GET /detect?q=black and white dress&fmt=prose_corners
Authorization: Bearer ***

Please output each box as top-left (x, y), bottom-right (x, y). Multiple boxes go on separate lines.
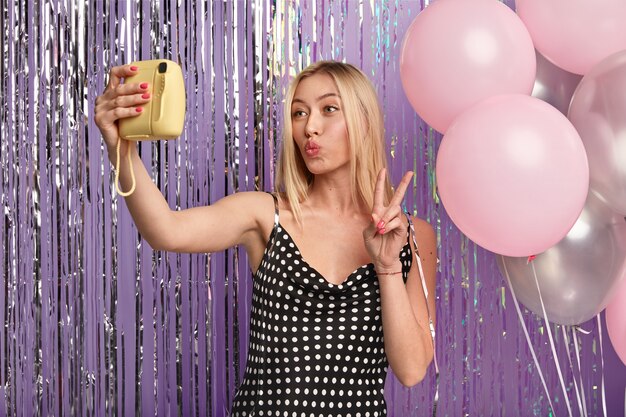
top-left (230, 194), bottom-right (413, 416)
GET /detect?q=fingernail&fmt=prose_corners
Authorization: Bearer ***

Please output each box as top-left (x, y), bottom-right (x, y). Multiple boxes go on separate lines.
top-left (378, 228), bottom-right (386, 235)
top-left (136, 107), bottom-right (143, 112)
top-left (130, 65), bottom-right (138, 71)
top-left (140, 82), bottom-right (148, 89)
top-left (376, 220), bottom-right (385, 229)
top-left (141, 93), bottom-right (150, 99)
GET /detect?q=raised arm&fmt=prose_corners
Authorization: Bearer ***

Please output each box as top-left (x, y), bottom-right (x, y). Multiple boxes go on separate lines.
top-left (94, 64), bottom-right (269, 254)
top-left (363, 169), bottom-right (437, 386)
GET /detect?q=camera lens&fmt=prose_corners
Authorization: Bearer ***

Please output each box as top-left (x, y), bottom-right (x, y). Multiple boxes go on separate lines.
top-left (158, 62), bottom-right (167, 73)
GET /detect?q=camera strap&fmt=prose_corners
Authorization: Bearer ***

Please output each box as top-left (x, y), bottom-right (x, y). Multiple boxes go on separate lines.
top-left (114, 136), bottom-right (137, 197)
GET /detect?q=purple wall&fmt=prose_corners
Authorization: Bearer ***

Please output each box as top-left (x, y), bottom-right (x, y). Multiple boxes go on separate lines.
top-left (0, 0), bottom-right (624, 416)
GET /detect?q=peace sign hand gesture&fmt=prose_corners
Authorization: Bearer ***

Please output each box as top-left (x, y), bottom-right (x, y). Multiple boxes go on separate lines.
top-left (363, 169), bottom-right (414, 273)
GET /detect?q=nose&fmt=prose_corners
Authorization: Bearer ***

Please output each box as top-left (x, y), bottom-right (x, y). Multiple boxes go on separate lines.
top-left (304, 111), bottom-right (321, 138)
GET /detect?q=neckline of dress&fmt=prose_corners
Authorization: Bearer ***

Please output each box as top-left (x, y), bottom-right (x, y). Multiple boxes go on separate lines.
top-left (275, 221), bottom-right (373, 287)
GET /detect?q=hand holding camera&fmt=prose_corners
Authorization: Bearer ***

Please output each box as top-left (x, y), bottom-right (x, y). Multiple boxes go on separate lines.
top-left (94, 60), bottom-right (186, 196)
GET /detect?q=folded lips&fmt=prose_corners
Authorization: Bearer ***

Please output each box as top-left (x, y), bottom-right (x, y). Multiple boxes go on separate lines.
top-left (305, 142), bottom-right (319, 151)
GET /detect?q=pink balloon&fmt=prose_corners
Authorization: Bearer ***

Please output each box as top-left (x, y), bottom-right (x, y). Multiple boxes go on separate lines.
top-left (400, 0), bottom-right (535, 133)
top-left (516, 0), bottom-right (626, 75)
top-left (606, 273), bottom-right (626, 367)
top-left (436, 95), bottom-right (589, 257)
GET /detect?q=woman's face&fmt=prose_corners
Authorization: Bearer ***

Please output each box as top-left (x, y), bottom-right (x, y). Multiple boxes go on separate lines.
top-left (290, 73), bottom-right (350, 176)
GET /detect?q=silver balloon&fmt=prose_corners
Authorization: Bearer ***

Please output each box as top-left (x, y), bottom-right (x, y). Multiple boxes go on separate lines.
top-left (569, 50), bottom-right (626, 215)
top-left (531, 50), bottom-right (582, 115)
top-left (496, 190), bottom-right (626, 325)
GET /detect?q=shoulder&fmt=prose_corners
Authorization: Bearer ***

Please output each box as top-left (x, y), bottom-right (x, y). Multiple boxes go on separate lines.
top-left (411, 217), bottom-right (435, 238)
top-left (221, 191), bottom-right (278, 249)
top-left (217, 190), bottom-right (275, 208)
top-left (410, 217), bottom-right (437, 254)
top-left (213, 191), bottom-right (276, 223)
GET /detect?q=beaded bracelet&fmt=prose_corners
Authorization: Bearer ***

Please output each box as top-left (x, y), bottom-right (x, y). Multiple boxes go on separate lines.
top-left (377, 271), bottom-right (402, 276)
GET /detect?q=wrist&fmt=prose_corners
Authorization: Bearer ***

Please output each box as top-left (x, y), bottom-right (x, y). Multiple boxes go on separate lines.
top-left (107, 138), bottom-right (136, 164)
top-left (374, 261), bottom-right (403, 275)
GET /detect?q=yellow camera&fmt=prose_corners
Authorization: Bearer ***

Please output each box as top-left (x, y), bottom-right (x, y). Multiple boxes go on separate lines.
top-left (114, 59), bottom-right (186, 197)
top-left (119, 59), bottom-right (186, 140)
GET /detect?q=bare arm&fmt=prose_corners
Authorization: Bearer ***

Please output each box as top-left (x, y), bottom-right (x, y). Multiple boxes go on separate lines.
top-left (377, 218), bottom-right (436, 387)
top-left (363, 169), bottom-right (437, 386)
top-left (94, 64), bottom-right (267, 253)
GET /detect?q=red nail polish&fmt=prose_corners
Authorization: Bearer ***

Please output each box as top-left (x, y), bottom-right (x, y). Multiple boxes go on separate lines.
top-left (379, 228), bottom-right (386, 234)
top-left (141, 93), bottom-right (150, 99)
top-left (130, 65), bottom-right (138, 71)
top-left (140, 82), bottom-right (148, 89)
top-left (136, 107), bottom-right (143, 112)
top-left (376, 220), bottom-right (385, 229)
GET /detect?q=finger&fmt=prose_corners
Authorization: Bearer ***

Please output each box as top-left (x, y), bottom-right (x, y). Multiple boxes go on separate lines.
top-left (363, 219), bottom-right (380, 242)
top-left (378, 216), bottom-right (403, 235)
top-left (105, 64), bottom-right (138, 91)
top-left (96, 91), bottom-right (151, 113)
top-left (389, 171), bottom-right (413, 207)
top-left (379, 204), bottom-right (402, 225)
top-left (368, 211), bottom-right (385, 233)
top-left (95, 106), bottom-right (145, 129)
top-left (111, 106), bottom-right (145, 120)
top-left (373, 168), bottom-right (386, 210)
top-left (101, 81), bottom-right (150, 105)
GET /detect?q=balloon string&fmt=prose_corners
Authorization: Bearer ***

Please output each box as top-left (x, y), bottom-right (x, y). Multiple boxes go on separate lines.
top-left (502, 261), bottom-right (556, 415)
top-left (562, 326), bottom-right (586, 416)
top-left (407, 214), bottom-right (439, 417)
top-left (574, 325), bottom-right (592, 335)
top-left (530, 262), bottom-right (573, 417)
top-left (596, 314), bottom-right (608, 417)
top-left (571, 326), bottom-right (589, 417)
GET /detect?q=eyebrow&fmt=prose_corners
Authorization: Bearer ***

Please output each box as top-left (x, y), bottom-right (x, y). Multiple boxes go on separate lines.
top-left (292, 92), bottom-right (340, 104)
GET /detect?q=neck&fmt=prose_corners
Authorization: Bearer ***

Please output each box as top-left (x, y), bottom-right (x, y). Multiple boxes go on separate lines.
top-left (306, 171), bottom-right (367, 216)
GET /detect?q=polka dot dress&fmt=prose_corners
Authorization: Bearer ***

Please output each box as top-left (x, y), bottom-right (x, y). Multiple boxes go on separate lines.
top-left (230, 195), bottom-right (413, 416)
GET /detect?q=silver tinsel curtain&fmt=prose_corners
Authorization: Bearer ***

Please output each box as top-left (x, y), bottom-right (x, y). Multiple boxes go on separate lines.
top-left (1, 0), bottom-right (624, 416)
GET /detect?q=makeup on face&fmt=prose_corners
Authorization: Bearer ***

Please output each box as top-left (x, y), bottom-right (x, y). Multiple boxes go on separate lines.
top-left (304, 140), bottom-right (320, 157)
top-left (290, 73), bottom-right (350, 172)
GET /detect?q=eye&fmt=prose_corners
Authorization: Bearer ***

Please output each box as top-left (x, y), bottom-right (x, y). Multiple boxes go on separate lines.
top-left (292, 110), bottom-right (307, 118)
top-left (324, 105), bottom-right (339, 113)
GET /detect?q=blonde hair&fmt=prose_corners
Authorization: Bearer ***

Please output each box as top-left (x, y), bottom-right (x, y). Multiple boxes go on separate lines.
top-left (275, 61), bottom-right (392, 223)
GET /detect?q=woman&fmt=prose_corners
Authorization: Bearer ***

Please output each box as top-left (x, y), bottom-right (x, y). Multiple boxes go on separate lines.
top-left (95, 60), bottom-right (437, 416)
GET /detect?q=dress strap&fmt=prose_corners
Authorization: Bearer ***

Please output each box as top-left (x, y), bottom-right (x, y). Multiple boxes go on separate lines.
top-left (266, 193), bottom-right (279, 256)
top-left (269, 192), bottom-right (279, 229)
top-left (404, 212), bottom-right (420, 259)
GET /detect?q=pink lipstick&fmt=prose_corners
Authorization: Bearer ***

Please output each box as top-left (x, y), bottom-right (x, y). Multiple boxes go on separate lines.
top-left (304, 141), bottom-right (320, 157)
